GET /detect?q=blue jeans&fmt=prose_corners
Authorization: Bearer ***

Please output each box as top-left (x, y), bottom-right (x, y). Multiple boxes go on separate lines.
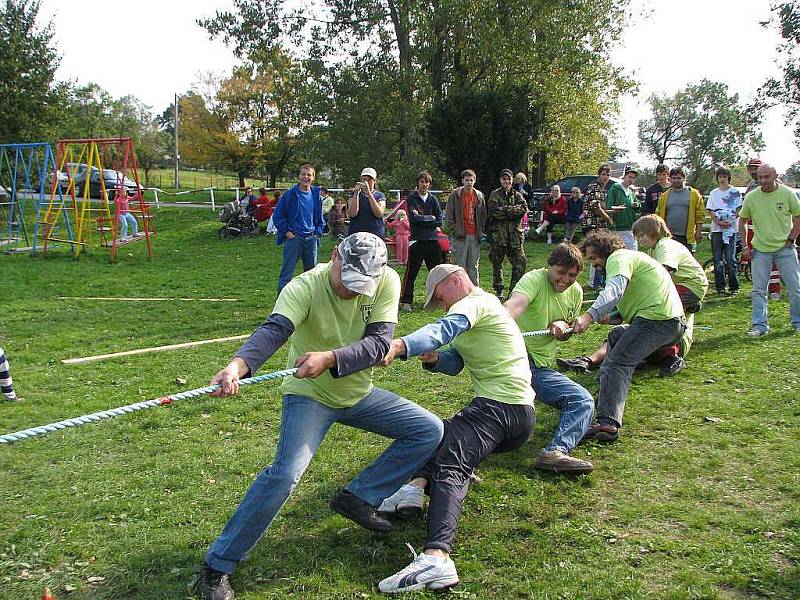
top-left (530, 361), bottom-right (594, 454)
top-left (205, 388), bottom-right (443, 573)
top-left (118, 212), bottom-right (138, 238)
top-left (750, 245), bottom-right (800, 332)
top-left (616, 230), bottom-right (638, 251)
top-left (710, 232), bottom-right (739, 292)
top-left (277, 235), bottom-right (318, 293)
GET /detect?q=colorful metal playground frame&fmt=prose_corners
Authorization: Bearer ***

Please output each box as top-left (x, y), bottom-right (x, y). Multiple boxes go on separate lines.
top-left (0, 142), bottom-right (71, 255)
top-left (40, 137), bottom-right (154, 261)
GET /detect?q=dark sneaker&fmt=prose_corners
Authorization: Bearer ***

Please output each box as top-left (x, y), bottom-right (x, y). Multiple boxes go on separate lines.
top-left (534, 449), bottom-right (594, 475)
top-left (658, 356), bottom-right (686, 377)
top-left (581, 422), bottom-right (619, 443)
top-left (330, 488), bottom-right (393, 532)
top-left (556, 356), bottom-right (593, 374)
top-left (196, 563), bottom-right (234, 600)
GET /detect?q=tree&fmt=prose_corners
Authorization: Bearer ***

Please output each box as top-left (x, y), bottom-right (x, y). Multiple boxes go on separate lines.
top-left (136, 123), bottom-right (171, 186)
top-left (198, 0), bottom-right (631, 186)
top-left (784, 161), bottom-right (800, 187)
top-left (428, 85), bottom-right (535, 194)
top-left (761, 1), bottom-right (800, 143)
top-left (638, 80), bottom-right (763, 192)
top-left (0, 0), bottom-right (61, 142)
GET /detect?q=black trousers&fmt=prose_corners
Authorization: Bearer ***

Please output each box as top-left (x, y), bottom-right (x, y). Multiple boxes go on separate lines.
top-left (416, 397), bottom-right (535, 553)
top-left (400, 240), bottom-right (442, 304)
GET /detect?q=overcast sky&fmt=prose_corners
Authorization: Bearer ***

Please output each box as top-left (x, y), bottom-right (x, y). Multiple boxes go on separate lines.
top-left (38, 0), bottom-right (800, 172)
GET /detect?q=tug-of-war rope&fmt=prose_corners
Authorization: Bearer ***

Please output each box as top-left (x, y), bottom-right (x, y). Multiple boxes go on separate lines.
top-left (0, 328), bottom-right (572, 445)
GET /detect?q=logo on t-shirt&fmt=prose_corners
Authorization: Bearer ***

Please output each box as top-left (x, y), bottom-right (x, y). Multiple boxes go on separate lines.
top-left (360, 304), bottom-right (373, 323)
top-left (776, 202), bottom-right (785, 212)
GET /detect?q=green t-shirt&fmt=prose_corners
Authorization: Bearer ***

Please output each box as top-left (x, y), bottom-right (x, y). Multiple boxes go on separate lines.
top-left (739, 184), bottom-right (800, 252)
top-left (607, 182), bottom-right (639, 230)
top-left (512, 268), bottom-right (583, 368)
top-left (448, 288), bottom-right (534, 406)
top-left (274, 262), bottom-right (400, 408)
top-left (605, 249), bottom-right (684, 322)
top-left (649, 237), bottom-right (709, 301)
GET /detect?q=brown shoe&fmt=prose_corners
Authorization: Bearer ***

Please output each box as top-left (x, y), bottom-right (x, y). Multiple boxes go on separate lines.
top-left (534, 450), bottom-right (594, 475)
top-left (556, 356), bottom-right (594, 374)
top-left (581, 422), bottom-right (619, 443)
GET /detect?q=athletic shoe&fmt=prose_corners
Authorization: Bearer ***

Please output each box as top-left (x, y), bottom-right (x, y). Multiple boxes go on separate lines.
top-left (330, 488), bottom-right (393, 532)
top-left (556, 356), bottom-right (593, 374)
top-left (534, 449), bottom-right (594, 475)
top-left (747, 328), bottom-right (767, 338)
top-left (770, 292), bottom-right (781, 301)
top-left (378, 544), bottom-right (459, 593)
top-left (581, 422), bottom-right (619, 443)
top-left (399, 303), bottom-right (412, 312)
top-left (196, 563), bottom-right (234, 600)
top-left (658, 355), bottom-right (686, 377)
top-left (378, 484), bottom-right (424, 517)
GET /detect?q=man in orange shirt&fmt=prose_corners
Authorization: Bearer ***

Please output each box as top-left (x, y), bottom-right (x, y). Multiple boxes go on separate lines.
top-left (445, 169), bottom-right (487, 285)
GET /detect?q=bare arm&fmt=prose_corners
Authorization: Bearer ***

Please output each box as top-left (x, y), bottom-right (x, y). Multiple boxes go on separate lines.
top-left (347, 185), bottom-right (360, 218)
top-left (504, 292), bottom-right (530, 321)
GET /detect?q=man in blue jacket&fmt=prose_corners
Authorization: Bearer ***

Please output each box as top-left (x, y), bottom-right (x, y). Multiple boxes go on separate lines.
top-left (272, 164), bottom-right (325, 292)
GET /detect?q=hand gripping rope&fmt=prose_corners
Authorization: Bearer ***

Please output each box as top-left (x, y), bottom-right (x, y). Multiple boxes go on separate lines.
top-left (0, 368), bottom-right (298, 445)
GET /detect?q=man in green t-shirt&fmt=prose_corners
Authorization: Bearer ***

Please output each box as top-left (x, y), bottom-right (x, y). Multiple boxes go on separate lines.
top-left (606, 166), bottom-right (640, 250)
top-left (377, 264), bottom-right (534, 593)
top-left (196, 233), bottom-right (444, 600)
top-left (504, 244), bottom-right (595, 475)
top-left (571, 231), bottom-right (685, 443)
top-left (738, 163), bottom-right (800, 336)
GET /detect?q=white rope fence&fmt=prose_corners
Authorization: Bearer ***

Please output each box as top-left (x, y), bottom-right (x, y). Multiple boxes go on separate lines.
top-left (0, 368), bottom-right (297, 445)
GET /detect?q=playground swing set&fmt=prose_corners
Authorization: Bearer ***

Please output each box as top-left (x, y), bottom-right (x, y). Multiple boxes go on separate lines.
top-left (0, 137), bottom-right (154, 261)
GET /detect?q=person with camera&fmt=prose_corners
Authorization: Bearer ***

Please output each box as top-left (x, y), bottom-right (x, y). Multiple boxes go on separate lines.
top-left (348, 167), bottom-right (387, 239)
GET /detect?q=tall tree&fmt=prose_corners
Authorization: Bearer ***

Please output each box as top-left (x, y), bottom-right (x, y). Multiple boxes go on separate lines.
top-left (0, 0), bottom-right (60, 142)
top-left (761, 1), bottom-right (800, 143)
top-left (638, 80), bottom-right (763, 191)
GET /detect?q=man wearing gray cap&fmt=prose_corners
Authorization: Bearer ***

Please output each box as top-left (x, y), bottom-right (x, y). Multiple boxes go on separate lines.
top-left (377, 263), bottom-right (534, 593)
top-left (196, 232), bottom-right (444, 600)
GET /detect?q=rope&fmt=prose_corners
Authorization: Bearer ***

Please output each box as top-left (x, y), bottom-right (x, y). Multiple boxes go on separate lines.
top-left (0, 368), bottom-right (297, 445)
top-left (521, 327), bottom-right (573, 337)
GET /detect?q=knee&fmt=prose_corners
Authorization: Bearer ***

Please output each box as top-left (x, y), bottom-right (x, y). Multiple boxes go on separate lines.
top-left (420, 417), bottom-right (445, 448)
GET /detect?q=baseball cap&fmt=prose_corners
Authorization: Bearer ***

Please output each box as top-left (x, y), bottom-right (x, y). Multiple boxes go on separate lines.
top-left (747, 157), bottom-right (762, 167)
top-left (423, 264), bottom-right (463, 310)
top-left (337, 232), bottom-right (387, 297)
top-left (360, 167), bottom-right (378, 179)
top-left (500, 168), bottom-right (514, 179)
top-left (624, 165), bottom-right (638, 175)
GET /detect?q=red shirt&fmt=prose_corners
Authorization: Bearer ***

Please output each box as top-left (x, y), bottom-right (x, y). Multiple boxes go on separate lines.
top-left (462, 188), bottom-right (477, 235)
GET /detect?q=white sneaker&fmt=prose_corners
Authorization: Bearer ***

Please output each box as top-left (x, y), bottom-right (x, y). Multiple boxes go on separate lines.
top-left (747, 328), bottom-right (767, 338)
top-left (378, 544), bottom-right (459, 593)
top-left (770, 291), bottom-right (781, 301)
top-left (378, 484), bottom-right (424, 516)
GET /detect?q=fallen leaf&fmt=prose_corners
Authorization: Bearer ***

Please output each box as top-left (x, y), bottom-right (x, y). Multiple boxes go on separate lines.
top-left (87, 576), bottom-right (105, 585)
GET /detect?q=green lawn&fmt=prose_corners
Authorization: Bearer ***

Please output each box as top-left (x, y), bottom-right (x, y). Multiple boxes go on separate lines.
top-left (1, 212), bottom-right (798, 599)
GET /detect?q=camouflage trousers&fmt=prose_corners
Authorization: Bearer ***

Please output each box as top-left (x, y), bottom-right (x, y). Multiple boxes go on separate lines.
top-left (488, 232), bottom-right (526, 296)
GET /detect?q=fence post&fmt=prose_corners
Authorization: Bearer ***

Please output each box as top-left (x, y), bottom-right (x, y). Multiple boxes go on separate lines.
top-left (209, 187), bottom-right (216, 211)
top-left (153, 188), bottom-right (159, 207)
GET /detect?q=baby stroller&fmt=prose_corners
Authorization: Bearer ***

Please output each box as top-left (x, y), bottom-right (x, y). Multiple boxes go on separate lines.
top-left (217, 199), bottom-right (259, 240)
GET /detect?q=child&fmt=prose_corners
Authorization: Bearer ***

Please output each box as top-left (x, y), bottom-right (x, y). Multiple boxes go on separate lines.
top-left (389, 209), bottom-right (411, 265)
top-left (266, 191), bottom-right (281, 235)
top-left (706, 166), bottom-right (742, 295)
top-left (564, 186), bottom-right (585, 243)
top-left (534, 185), bottom-right (567, 244)
top-left (327, 196), bottom-right (348, 240)
top-left (117, 192), bottom-right (140, 240)
top-left (1, 346), bottom-right (18, 401)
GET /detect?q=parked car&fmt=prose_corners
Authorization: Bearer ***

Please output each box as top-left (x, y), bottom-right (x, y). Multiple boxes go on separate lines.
top-left (72, 166), bottom-right (142, 199)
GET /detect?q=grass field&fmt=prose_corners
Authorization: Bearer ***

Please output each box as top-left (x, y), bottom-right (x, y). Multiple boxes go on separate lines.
top-left (1, 210), bottom-right (798, 599)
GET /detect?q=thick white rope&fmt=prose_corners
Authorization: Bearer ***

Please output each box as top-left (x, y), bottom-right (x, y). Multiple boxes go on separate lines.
top-left (521, 327), bottom-right (573, 337)
top-left (0, 368), bottom-right (297, 444)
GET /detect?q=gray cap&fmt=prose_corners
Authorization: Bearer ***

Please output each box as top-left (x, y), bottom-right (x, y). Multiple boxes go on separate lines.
top-left (423, 264), bottom-right (464, 310)
top-left (360, 167), bottom-right (378, 179)
top-left (337, 232), bottom-right (387, 297)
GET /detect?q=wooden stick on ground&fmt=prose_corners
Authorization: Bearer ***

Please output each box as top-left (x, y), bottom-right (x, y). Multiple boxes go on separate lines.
top-left (57, 296), bottom-right (239, 302)
top-left (62, 334), bottom-right (251, 365)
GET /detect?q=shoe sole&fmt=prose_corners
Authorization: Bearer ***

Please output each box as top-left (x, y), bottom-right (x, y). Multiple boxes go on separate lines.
top-left (555, 359), bottom-right (591, 374)
top-left (534, 463), bottom-right (594, 475)
top-left (380, 577), bottom-right (460, 594)
top-left (330, 502), bottom-right (393, 533)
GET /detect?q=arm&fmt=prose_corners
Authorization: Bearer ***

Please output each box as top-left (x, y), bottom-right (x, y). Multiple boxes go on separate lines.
top-left (583, 274), bottom-right (629, 323)
top-left (272, 195), bottom-right (289, 236)
top-left (445, 191), bottom-right (456, 232)
top-left (504, 292), bottom-right (530, 321)
top-left (364, 182), bottom-right (386, 218)
top-left (788, 214), bottom-right (800, 245)
top-left (422, 347), bottom-right (466, 376)
top-left (210, 313), bottom-right (295, 396)
top-left (329, 321), bottom-right (395, 377)
top-left (403, 314), bottom-right (471, 357)
top-left (347, 187), bottom-right (360, 218)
